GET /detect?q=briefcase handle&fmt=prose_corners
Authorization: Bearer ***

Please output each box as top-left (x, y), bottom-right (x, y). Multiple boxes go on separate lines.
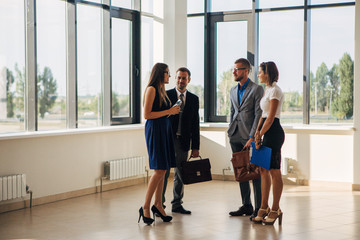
top-left (187, 156), bottom-right (202, 162)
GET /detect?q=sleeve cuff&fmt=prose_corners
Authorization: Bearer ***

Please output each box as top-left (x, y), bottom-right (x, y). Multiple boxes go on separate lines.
top-left (249, 136), bottom-right (254, 139)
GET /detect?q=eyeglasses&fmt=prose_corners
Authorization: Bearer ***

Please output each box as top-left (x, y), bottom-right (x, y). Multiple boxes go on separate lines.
top-left (164, 71), bottom-right (171, 77)
top-left (233, 67), bottom-right (247, 71)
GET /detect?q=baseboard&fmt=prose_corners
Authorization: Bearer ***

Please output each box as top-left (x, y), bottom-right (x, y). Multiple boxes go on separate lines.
top-left (352, 184), bottom-right (360, 191)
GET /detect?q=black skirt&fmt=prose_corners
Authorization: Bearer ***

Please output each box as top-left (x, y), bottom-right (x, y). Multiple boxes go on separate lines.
top-left (258, 118), bottom-right (285, 169)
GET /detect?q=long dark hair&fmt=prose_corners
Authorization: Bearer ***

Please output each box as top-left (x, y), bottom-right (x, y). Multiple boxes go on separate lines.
top-left (144, 63), bottom-right (170, 107)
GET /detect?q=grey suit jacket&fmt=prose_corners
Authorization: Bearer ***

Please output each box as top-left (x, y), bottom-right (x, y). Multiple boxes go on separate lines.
top-left (227, 79), bottom-right (264, 145)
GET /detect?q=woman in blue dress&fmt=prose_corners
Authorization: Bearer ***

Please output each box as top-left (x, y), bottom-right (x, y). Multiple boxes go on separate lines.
top-left (138, 63), bottom-right (180, 225)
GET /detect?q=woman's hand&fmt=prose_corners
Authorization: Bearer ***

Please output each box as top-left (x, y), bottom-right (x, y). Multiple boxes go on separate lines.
top-left (255, 131), bottom-right (262, 149)
top-left (168, 105), bottom-right (180, 115)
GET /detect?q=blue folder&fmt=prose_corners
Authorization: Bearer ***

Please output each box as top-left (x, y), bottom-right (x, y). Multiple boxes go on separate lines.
top-left (250, 142), bottom-right (272, 170)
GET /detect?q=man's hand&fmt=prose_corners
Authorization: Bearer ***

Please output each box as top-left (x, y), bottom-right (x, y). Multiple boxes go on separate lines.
top-left (243, 138), bottom-right (253, 149)
top-left (191, 149), bottom-right (200, 158)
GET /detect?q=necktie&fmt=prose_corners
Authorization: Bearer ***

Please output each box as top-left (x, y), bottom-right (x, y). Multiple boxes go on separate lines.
top-left (176, 94), bottom-right (184, 136)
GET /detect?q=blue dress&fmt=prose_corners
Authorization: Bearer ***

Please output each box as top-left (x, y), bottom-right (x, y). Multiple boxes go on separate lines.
top-left (145, 87), bottom-right (176, 170)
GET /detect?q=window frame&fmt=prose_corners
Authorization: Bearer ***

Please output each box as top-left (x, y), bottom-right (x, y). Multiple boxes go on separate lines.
top-left (110, 7), bottom-right (141, 125)
top-left (196, 0), bottom-right (355, 124)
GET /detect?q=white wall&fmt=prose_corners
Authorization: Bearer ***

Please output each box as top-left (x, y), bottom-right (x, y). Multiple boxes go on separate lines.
top-left (0, 127), bottom-right (148, 199)
top-left (200, 125), bottom-right (354, 183)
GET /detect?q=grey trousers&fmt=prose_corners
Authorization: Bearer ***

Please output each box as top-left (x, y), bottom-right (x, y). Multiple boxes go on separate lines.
top-left (163, 137), bottom-right (189, 209)
top-left (229, 128), bottom-right (262, 209)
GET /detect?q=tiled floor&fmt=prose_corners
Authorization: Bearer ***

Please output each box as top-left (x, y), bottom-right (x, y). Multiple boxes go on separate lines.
top-left (0, 180), bottom-right (360, 240)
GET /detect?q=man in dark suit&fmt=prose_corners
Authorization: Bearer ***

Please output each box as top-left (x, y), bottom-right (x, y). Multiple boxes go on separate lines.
top-left (228, 58), bottom-right (264, 220)
top-left (162, 67), bottom-right (200, 214)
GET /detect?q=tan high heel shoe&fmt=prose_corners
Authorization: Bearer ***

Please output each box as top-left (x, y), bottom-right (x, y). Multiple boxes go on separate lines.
top-left (263, 209), bottom-right (283, 225)
top-left (252, 207), bottom-right (270, 223)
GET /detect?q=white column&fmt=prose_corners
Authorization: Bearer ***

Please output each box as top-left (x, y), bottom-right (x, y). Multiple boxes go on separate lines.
top-left (164, 0), bottom-right (187, 88)
top-left (353, 0), bottom-right (360, 190)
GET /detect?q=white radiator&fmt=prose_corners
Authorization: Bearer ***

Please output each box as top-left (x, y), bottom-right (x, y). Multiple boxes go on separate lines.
top-left (0, 174), bottom-right (26, 201)
top-left (104, 156), bottom-right (146, 180)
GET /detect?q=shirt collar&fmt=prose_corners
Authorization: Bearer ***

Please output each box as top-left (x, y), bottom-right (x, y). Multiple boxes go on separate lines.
top-left (239, 78), bottom-right (250, 91)
top-left (175, 88), bottom-right (187, 98)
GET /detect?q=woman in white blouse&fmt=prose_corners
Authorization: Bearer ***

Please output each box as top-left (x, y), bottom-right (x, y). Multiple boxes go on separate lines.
top-left (252, 61), bottom-right (285, 225)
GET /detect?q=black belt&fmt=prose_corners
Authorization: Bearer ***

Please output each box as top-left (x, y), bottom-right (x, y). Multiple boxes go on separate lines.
top-left (176, 135), bottom-right (182, 138)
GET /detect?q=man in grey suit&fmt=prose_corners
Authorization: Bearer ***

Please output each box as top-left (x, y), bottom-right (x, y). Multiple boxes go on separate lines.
top-left (228, 58), bottom-right (264, 221)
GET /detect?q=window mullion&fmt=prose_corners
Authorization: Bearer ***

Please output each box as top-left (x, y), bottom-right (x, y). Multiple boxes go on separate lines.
top-left (303, 0), bottom-right (311, 124)
top-left (66, 0), bottom-right (78, 129)
top-left (102, 0), bottom-right (111, 126)
top-left (25, 0), bottom-right (37, 131)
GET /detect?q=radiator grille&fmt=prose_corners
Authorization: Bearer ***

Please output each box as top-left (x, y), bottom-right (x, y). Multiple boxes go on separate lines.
top-left (0, 174), bottom-right (26, 201)
top-left (104, 157), bottom-right (146, 180)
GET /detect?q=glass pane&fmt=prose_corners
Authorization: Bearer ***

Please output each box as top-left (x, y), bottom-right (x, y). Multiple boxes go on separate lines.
top-left (85, 0), bottom-right (101, 3)
top-left (0, 0), bottom-right (25, 133)
top-left (216, 21), bottom-right (247, 116)
top-left (141, 16), bottom-right (164, 122)
top-left (311, 0), bottom-right (354, 4)
top-left (112, 18), bottom-right (131, 118)
top-left (187, 0), bottom-right (204, 14)
top-left (77, 4), bottom-right (102, 128)
top-left (259, 0), bottom-right (303, 9)
top-left (112, 0), bottom-right (132, 9)
top-left (142, 0), bottom-right (164, 18)
top-left (37, 0), bottom-right (66, 131)
top-left (211, 0), bottom-right (251, 12)
top-left (187, 17), bottom-right (204, 122)
top-left (310, 6), bottom-right (354, 123)
top-left (153, 20), bottom-right (164, 63)
top-left (259, 10), bottom-right (304, 124)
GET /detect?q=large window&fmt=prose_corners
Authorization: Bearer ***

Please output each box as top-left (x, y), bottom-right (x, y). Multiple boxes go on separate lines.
top-left (259, 10), bottom-right (304, 124)
top-left (188, 0), bottom-right (355, 124)
top-left (0, 1), bottom-right (141, 135)
top-left (309, 6), bottom-right (354, 123)
top-left (110, 8), bottom-right (140, 125)
top-left (215, 21), bottom-right (247, 116)
top-left (77, 4), bottom-right (102, 128)
top-left (36, 0), bottom-right (66, 131)
top-left (0, 0), bottom-right (25, 133)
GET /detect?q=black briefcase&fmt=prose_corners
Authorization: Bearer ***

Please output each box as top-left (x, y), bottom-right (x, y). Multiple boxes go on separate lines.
top-left (181, 157), bottom-right (212, 185)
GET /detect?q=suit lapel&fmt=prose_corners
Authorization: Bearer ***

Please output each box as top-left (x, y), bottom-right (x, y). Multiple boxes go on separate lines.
top-left (239, 80), bottom-right (253, 108)
top-left (183, 91), bottom-right (192, 113)
top-left (231, 85), bottom-right (240, 107)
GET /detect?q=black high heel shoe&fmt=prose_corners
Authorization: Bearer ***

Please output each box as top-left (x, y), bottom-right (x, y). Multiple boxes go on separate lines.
top-left (151, 205), bottom-right (172, 222)
top-left (138, 207), bottom-right (154, 225)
